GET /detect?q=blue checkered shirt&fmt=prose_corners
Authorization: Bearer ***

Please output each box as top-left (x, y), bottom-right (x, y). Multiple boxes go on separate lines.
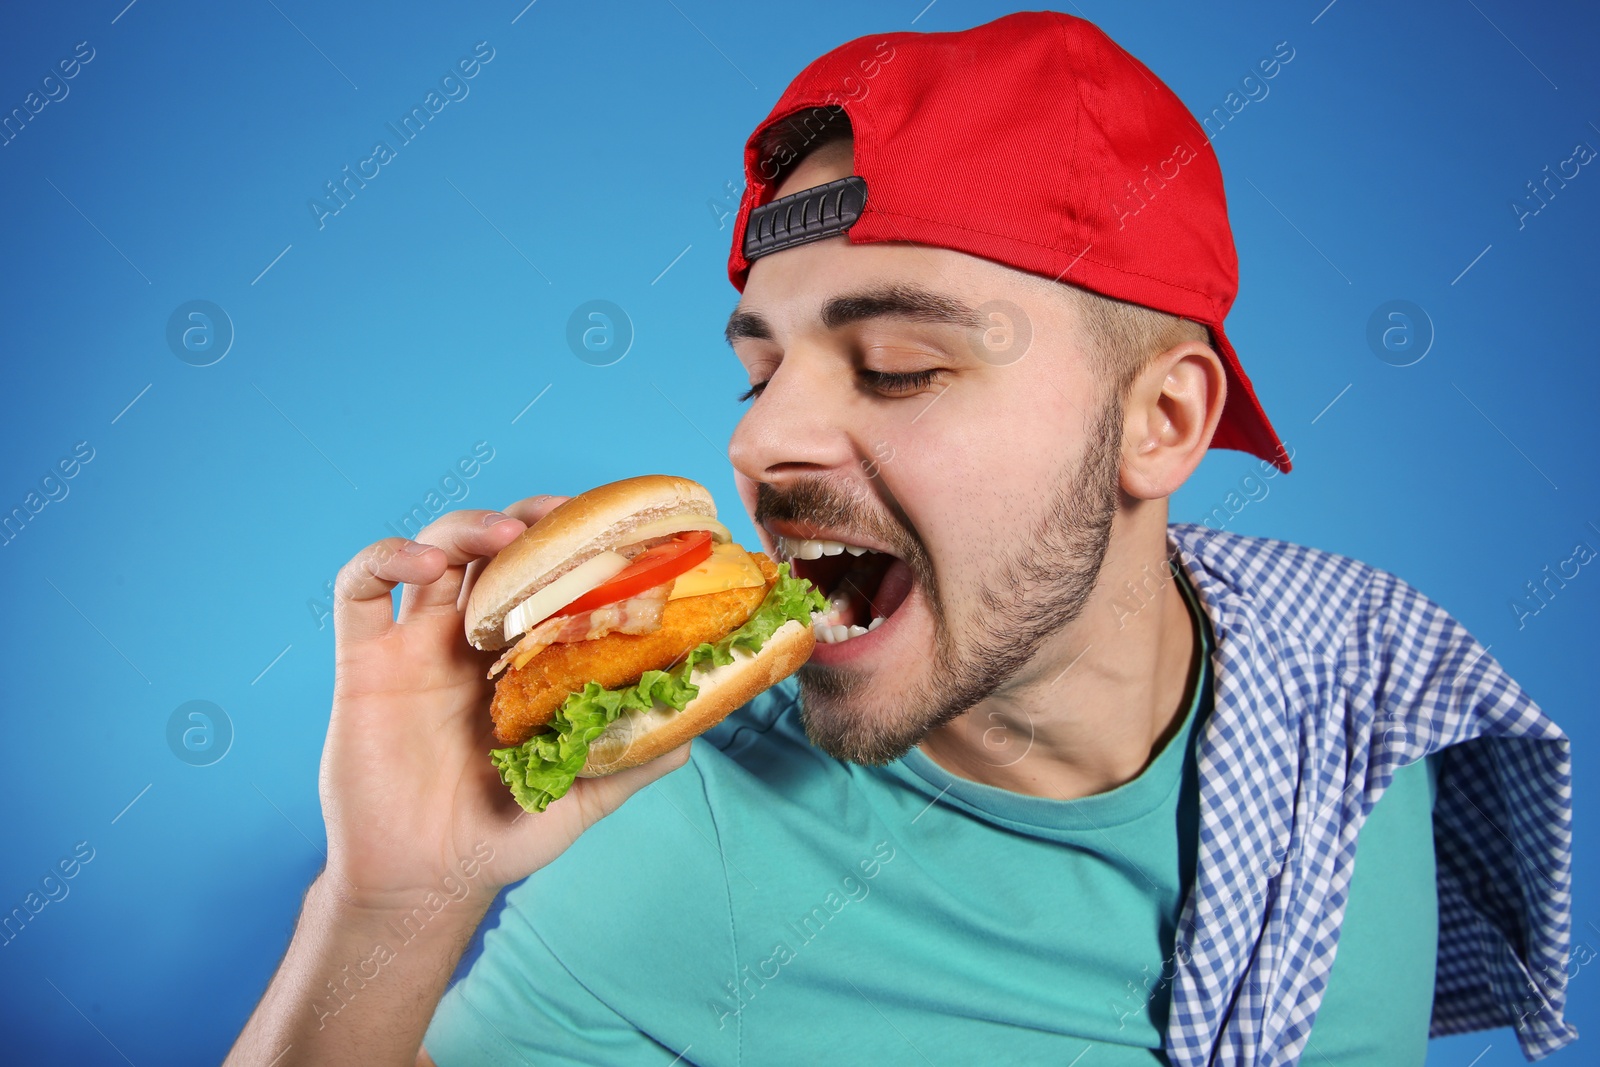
top-left (1162, 524), bottom-right (1576, 1063)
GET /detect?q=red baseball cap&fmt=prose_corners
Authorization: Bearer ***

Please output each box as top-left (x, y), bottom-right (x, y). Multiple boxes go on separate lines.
top-left (726, 9), bottom-right (1291, 473)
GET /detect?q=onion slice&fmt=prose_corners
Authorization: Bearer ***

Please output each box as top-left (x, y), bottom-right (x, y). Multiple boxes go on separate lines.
top-left (624, 514), bottom-right (732, 544)
top-left (501, 551), bottom-right (629, 642)
top-left (495, 516), bottom-right (730, 644)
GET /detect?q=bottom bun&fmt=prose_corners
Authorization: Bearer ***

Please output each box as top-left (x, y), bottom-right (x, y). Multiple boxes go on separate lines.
top-left (577, 618), bottom-right (815, 777)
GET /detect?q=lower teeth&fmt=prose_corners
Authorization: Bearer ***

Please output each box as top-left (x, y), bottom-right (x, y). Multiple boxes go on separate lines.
top-left (810, 611), bottom-right (886, 643)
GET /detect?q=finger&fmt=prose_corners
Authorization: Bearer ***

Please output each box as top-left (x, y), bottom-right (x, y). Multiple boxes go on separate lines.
top-left (457, 557), bottom-right (487, 615)
top-left (502, 494), bottom-right (570, 526)
top-left (453, 496), bottom-right (571, 616)
top-left (334, 537), bottom-right (452, 644)
top-left (398, 510), bottom-right (528, 618)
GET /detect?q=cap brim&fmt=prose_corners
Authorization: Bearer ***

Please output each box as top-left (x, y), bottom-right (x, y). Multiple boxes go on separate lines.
top-left (1207, 324), bottom-right (1292, 473)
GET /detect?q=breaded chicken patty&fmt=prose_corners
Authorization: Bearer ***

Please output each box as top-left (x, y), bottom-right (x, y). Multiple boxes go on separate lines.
top-left (490, 552), bottom-right (779, 746)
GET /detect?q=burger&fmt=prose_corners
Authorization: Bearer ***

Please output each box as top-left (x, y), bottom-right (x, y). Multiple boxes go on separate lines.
top-left (465, 474), bottom-right (826, 812)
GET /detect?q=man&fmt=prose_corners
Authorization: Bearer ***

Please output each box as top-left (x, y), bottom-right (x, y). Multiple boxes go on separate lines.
top-left (227, 11), bottom-right (1576, 1065)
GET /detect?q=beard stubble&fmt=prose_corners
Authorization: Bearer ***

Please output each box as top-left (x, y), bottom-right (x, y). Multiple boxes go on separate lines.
top-left (759, 396), bottom-right (1124, 765)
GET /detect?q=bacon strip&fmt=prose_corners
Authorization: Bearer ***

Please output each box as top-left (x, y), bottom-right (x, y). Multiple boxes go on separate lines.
top-left (487, 580), bottom-right (673, 679)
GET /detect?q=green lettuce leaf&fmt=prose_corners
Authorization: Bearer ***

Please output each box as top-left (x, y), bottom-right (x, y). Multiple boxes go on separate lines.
top-left (490, 562), bottom-right (826, 813)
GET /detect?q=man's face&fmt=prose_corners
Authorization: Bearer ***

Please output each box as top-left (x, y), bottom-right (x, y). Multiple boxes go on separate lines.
top-left (728, 146), bottom-right (1126, 764)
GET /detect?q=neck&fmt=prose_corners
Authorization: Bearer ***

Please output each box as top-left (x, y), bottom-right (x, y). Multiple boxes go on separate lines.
top-left (917, 502), bottom-right (1199, 800)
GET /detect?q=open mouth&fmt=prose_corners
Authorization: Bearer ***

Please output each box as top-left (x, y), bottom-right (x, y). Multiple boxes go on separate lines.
top-left (775, 535), bottom-right (916, 645)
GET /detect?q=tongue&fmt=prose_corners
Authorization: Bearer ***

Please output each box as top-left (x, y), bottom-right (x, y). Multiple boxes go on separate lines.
top-left (869, 558), bottom-right (915, 619)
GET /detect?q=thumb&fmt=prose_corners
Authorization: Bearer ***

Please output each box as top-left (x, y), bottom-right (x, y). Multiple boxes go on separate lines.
top-left (522, 742), bottom-right (694, 849)
top-left (570, 742), bottom-right (695, 832)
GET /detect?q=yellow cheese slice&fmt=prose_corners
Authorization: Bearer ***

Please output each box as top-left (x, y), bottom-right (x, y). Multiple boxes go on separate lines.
top-left (668, 543), bottom-right (766, 600)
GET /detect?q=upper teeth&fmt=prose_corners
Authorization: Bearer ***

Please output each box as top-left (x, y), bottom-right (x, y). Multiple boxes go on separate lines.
top-left (777, 536), bottom-right (872, 559)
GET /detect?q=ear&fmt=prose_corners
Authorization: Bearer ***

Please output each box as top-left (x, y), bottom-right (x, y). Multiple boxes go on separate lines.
top-left (1119, 340), bottom-right (1226, 500)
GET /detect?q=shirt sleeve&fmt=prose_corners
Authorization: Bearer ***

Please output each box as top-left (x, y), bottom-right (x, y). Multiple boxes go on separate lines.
top-left (1352, 568), bottom-right (1577, 1058)
top-left (422, 894), bottom-right (682, 1067)
top-left (420, 751), bottom-right (736, 1066)
top-left (1298, 755), bottom-right (1439, 1065)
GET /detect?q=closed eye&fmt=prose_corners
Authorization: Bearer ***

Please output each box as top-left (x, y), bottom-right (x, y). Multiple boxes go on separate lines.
top-left (736, 368), bottom-right (946, 404)
top-left (861, 368), bottom-right (943, 396)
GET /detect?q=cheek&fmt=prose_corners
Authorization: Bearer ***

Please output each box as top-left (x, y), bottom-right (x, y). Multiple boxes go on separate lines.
top-left (890, 376), bottom-right (1076, 504)
top-left (880, 379), bottom-right (1085, 572)
top-left (874, 420), bottom-right (1001, 583)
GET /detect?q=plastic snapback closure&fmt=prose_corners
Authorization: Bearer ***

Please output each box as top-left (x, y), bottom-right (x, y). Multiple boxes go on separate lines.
top-left (743, 175), bottom-right (867, 262)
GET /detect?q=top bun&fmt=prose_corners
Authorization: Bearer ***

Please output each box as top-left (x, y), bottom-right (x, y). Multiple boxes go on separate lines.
top-left (464, 475), bottom-right (717, 651)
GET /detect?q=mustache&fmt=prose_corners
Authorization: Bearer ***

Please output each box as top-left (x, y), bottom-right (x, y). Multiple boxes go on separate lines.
top-left (753, 478), bottom-right (918, 564)
top-left (757, 474), bottom-right (947, 668)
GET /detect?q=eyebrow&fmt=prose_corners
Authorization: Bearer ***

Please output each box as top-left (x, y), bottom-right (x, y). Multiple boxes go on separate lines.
top-left (724, 283), bottom-right (983, 348)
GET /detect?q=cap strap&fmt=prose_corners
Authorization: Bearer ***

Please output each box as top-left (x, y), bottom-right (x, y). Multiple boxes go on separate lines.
top-left (743, 175), bottom-right (867, 262)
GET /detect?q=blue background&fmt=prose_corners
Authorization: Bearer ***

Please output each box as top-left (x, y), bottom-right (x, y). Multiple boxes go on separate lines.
top-left (1, 0), bottom-right (1595, 1062)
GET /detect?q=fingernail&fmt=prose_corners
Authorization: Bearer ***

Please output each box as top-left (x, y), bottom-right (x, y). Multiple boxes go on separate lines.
top-left (401, 540), bottom-right (436, 555)
top-left (481, 511), bottom-right (517, 527)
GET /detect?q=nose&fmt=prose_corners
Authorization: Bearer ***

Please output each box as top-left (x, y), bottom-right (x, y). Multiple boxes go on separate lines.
top-left (728, 354), bottom-right (859, 491)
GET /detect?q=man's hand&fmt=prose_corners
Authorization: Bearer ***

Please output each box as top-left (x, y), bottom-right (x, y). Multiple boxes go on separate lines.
top-left (226, 496), bottom-right (691, 1067)
top-left (320, 496), bottom-right (691, 910)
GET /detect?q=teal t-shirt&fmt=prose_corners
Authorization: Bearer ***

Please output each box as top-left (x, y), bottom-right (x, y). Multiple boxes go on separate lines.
top-left (424, 569), bottom-right (1438, 1065)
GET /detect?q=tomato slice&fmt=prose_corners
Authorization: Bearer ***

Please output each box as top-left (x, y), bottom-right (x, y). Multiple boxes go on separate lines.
top-left (554, 531), bottom-right (715, 616)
